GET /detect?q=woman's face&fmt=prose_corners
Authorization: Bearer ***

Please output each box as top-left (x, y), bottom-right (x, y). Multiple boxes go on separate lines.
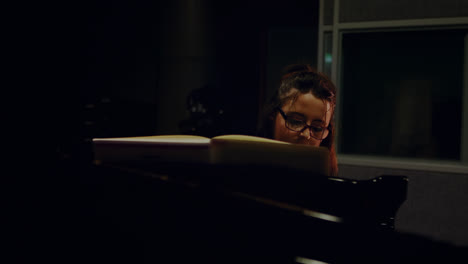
top-left (273, 92), bottom-right (333, 146)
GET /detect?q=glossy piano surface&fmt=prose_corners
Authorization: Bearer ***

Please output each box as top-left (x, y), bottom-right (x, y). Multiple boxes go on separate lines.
top-left (97, 160), bottom-right (408, 229)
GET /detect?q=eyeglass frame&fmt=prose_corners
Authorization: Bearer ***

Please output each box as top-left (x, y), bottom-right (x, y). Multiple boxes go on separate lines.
top-left (276, 107), bottom-right (330, 140)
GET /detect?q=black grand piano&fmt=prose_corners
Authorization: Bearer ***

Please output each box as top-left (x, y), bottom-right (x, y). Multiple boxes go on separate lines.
top-left (75, 160), bottom-right (466, 264)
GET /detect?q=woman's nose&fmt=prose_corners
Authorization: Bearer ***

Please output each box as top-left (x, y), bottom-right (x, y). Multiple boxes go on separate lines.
top-left (299, 127), bottom-right (311, 139)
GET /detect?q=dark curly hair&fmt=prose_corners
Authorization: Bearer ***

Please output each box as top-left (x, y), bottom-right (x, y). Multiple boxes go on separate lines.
top-left (257, 64), bottom-right (338, 176)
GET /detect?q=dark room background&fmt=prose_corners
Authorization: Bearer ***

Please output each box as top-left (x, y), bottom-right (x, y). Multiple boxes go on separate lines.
top-left (59, 0), bottom-right (320, 166)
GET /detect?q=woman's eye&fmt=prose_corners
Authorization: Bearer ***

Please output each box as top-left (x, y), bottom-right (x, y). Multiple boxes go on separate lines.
top-left (288, 118), bottom-right (304, 126)
top-left (311, 126), bottom-right (324, 132)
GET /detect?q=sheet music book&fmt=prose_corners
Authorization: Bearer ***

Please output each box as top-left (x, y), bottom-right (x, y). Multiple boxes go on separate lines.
top-left (93, 134), bottom-right (330, 176)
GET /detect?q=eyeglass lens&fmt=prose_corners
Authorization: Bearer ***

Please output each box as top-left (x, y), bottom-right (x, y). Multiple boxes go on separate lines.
top-left (285, 119), bottom-right (328, 139)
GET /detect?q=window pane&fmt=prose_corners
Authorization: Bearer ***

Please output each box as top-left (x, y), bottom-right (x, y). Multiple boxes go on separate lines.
top-left (323, 0), bottom-right (334, 25)
top-left (339, 0), bottom-right (468, 23)
top-left (340, 29), bottom-right (467, 160)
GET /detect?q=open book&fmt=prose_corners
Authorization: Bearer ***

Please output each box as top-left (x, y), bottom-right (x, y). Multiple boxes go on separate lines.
top-left (92, 134), bottom-right (330, 176)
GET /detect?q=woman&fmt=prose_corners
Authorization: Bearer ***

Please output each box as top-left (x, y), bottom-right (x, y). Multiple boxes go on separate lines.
top-left (258, 64), bottom-right (338, 176)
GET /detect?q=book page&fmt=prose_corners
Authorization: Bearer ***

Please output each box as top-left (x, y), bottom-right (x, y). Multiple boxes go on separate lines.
top-left (93, 135), bottom-right (211, 164)
top-left (211, 135), bottom-right (330, 175)
top-left (93, 135), bottom-right (211, 145)
top-left (212, 135), bottom-right (289, 144)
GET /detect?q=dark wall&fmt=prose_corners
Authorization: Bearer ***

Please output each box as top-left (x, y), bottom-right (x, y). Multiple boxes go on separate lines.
top-left (55, 1), bottom-right (164, 166)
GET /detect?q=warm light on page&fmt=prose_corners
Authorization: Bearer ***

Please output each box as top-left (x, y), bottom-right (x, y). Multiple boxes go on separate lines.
top-left (295, 256), bottom-right (330, 264)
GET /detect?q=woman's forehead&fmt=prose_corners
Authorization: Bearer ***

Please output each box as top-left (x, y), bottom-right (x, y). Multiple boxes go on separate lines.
top-left (284, 93), bottom-right (332, 123)
top-left (285, 93), bottom-right (330, 111)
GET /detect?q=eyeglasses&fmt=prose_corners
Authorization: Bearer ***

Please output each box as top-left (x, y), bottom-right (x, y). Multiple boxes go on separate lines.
top-left (276, 107), bottom-right (329, 140)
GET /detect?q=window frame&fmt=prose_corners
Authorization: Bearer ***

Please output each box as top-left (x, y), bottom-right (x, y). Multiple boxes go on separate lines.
top-left (318, 0), bottom-right (468, 173)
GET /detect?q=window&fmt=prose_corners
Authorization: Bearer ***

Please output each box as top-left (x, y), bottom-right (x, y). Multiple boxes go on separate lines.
top-left (339, 29), bottom-right (467, 161)
top-left (317, 0), bottom-right (468, 171)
